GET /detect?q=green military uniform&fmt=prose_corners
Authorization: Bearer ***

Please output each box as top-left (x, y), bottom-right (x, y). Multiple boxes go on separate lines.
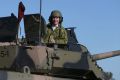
top-left (43, 24), bottom-right (68, 44)
top-left (43, 10), bottom-right (68, 44)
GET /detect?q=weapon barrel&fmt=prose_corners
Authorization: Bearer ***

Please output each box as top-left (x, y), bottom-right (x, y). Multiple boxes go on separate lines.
top-left (92, 50), bottom-right (120, 61)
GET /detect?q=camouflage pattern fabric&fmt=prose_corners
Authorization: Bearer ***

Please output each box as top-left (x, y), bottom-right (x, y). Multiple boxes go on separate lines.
top-left (43, 24), bottom-right (68, 44)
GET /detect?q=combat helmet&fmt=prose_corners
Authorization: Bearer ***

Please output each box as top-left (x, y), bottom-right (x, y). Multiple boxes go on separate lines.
top-left (49, 10), bottom-right (63, 24)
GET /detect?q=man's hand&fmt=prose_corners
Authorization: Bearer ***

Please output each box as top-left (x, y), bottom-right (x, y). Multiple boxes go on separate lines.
top-left (49, 36), bottom-right (55, 43)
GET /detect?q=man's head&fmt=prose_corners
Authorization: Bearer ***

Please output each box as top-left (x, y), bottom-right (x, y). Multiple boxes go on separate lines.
top-left (49, 10), bottom-right (63, 25)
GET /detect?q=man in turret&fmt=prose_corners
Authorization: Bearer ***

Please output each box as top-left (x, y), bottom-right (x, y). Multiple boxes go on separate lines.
top-left (43, 10), bottom-right (68, 44)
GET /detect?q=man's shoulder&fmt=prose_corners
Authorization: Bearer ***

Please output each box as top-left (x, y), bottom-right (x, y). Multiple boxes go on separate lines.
top-left (60, 26), bottom-right (66, 30)
top-left (47, 23), bottom-right (51, 27)
top-left (46, 23), bottom-right (52, 30)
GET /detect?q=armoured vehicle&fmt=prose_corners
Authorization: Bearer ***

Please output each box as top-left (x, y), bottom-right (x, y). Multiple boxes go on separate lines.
top-left (0, 2), bottom-right (120, 80)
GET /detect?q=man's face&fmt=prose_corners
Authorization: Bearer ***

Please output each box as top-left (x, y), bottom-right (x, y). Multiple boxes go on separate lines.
top-left (52, 16), bottom-right (60, 26)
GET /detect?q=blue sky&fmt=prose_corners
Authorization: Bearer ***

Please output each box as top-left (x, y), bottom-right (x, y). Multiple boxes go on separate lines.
top-left (0, 0), bottom-right (120, 79)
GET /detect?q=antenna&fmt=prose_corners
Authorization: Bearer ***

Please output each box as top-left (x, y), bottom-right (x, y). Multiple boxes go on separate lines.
top-left (39, 0), bottom-right (42, 45)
